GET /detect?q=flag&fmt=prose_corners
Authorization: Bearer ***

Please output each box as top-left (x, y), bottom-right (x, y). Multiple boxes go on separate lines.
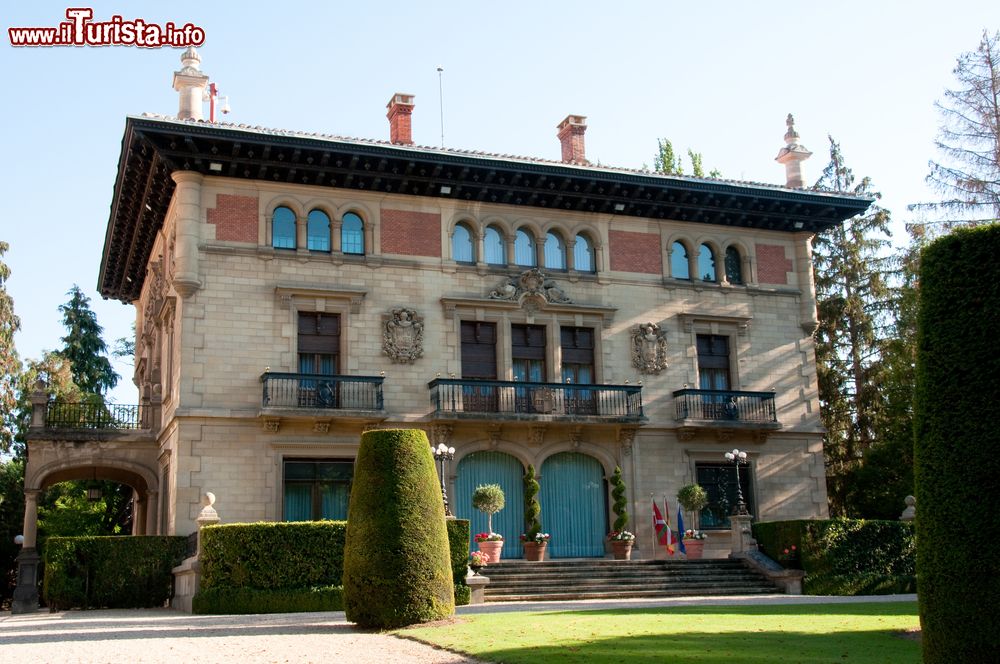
top-left (676, 505), bottom-right (687, 555)
top-left (663, 498), bottom-right (675, 555)
top-left (652, 499), bottom-right (673, 554)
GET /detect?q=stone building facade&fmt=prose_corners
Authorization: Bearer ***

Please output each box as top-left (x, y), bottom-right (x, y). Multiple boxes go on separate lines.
top-left (23, 50), bottom-right (872, 565)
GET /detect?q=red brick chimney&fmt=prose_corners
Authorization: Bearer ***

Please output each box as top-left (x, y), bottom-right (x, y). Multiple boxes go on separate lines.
top-left (557, 115), bottom-right (588, 164)
top-left (386, 93), bottom-right (415, 145)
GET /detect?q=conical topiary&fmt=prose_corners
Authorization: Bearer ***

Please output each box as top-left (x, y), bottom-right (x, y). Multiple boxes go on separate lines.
top-left (611, 466), bottom-right (629, 532)
top-left (343, 429), bottom-right (454, 628)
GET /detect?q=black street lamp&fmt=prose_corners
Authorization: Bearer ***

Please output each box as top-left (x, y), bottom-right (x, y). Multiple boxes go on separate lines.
top-left (724, 448), bottom-right (749, 516)
top-left (431, 443), bottom-right (456, 516)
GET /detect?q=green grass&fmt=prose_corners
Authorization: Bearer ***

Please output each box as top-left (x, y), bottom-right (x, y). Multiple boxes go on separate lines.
top-left (401, 602), bottom-right (920, 663)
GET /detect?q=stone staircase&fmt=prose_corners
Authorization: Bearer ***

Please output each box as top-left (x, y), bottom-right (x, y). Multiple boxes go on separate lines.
top-left (481, 558), bottom-right (780, 602)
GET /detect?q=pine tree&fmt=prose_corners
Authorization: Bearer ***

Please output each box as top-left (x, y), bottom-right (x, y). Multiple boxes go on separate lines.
top-left (57, 285), bottom-right (118, 395)
top-left (812, 137), bottom-right (896, 516)
top-left (913, 30), bottom-right (1000, 227)
top-left (0, 241), bottom-right (20, 453)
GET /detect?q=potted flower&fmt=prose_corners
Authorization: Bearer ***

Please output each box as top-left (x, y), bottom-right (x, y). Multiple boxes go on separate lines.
top-left (608, 466), bottom-right (633, 560)
top-left (469, 550), bottom-right (490, 575)
top-left (677, 483), bottom-right (709, 559)
top-left (608, 530), bottom-right (636, 560)
top-left (682, 529), bottom-right (708, 560)
top-left (521, 465), bottom-right (548, 561)
top-left (472, 483), bottom-right (506, 561)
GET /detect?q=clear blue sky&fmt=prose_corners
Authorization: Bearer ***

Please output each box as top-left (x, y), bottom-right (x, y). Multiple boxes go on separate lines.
top-left (3, 1), bottom-right (998, 404)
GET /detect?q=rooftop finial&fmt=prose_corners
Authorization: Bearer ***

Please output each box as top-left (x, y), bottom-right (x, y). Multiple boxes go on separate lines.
top-left (784, 113), bottom-right (800, 146)
top-left (173, 47), bottom-right (209, 121)
top-left (775, 112), bottom-right (811, 189)
top-left (180, 46), bottom-right (201, 70)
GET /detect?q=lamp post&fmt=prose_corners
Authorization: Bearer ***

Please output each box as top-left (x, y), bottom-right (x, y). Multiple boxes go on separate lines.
top-left (724, 448), bottom-right (749, 516)
top-left (432, 443), bottom-right (456, 516)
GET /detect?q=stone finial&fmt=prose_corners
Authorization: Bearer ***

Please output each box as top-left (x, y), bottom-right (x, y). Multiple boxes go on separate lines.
top-left (196, 491), bottom-right (220, 526)
top-left (775, 113), bottom-right (812, 188)
top-left (900, 495), bottom-right (916, 522)
top-left (173, 47), bottom-right (209, 121)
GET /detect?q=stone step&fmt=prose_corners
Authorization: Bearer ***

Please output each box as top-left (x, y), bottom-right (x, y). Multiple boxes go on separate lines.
top-left (486, 580), bottom-right (777, 594)
top-left (485, 586), bottom-right (779, 602)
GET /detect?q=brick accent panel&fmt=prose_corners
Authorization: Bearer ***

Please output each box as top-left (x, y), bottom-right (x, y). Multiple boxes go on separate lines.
top-left (207, 194), bottom-right (258, 243)
top-left (380, 209), bottom-right (442, 257)
top-left (608, 230), bottom-right (662, 274)
top-left (756, 244), bottom-right (793, 284)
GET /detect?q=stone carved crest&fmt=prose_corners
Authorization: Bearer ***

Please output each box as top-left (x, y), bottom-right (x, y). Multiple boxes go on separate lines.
top-left (383, 307), bottom-right (424, 364)
top-left (631, 322), bottom-right (668, 374)
top-left (488, 268), bottom-right (572, 304)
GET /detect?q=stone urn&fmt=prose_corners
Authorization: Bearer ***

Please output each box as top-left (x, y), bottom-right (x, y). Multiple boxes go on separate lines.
top-left (478, 539), bottom-right (503, 563)
top-left (610, 540), bottom-right (633, 560)
top-left (684, 538), bottom-right (705, 560)
top-left (523, 541), bottom-right (547, 561)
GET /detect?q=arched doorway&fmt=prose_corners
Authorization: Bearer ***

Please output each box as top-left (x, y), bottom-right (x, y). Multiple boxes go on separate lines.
top-left (540, 452), bottom-right (607, 557)
top-left (454, 451), bottom-right (525, 558)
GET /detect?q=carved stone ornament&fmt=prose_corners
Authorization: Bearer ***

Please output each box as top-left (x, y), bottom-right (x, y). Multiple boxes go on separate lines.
top-left (631, 322), bottom-right (668, 374)
top-left (383, 307), bottom-right (424, 364)
top-left (488, 268), bottom-right (572, 304)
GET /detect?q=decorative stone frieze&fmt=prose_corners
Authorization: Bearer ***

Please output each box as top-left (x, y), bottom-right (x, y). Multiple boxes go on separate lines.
top-left (382, 307), bottom-right (424, 364)
top-left (630, 322), bottom-right (668, 374)
top-left (488, 268), bottom-right (572, 304)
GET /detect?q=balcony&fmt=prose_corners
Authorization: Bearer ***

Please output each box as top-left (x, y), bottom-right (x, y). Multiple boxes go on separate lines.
top-left (45, 402), bottom-right (150, 430)
top-left (259, 372), bottom-right (385, 429)
top-left (428, 378), bottom-right (644, 423)
top-left (673, 388), bottom-right (781, 439)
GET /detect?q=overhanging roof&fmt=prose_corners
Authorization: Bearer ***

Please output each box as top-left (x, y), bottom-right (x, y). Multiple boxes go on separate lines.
top-left (98, 115), bottom-right (873, 302)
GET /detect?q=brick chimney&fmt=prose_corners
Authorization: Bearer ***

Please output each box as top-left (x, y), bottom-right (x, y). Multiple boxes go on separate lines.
top-left (386, 93), bottom-right (415, 145)
top-left (557, 115), bottom-right (588, 164)
top-left (775, 113), bottom-right (812, 188)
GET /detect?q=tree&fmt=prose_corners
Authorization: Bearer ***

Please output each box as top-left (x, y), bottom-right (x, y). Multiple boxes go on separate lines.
top-left (471, 484), bottom-right (505, 536)
top-left (0, 241), bottom-right (20, 453)
top-left (913, 30), bottom-right (1000, 227)
top-left (652, 139), bottom-right (722, 177)
top-left (57, 285), bottom-right (118, 395)
top-left (812, 137), bottom-right (896, 516)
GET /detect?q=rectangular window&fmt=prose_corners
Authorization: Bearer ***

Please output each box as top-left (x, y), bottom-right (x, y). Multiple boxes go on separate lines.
top-left (298, 313), bottom-right (340, 408)
top-left (283, 459), bottom-right (353, 521)
top-left (561, 327), bottom-right (596, 414)
top-left (512, 324), bottom-right (546, 382)
top-left (697, 334), bottom-right (730, 390)
top-left (461, 321), bottom-right (497, 412)
top-left (695, 462), bottom-right (754, 529)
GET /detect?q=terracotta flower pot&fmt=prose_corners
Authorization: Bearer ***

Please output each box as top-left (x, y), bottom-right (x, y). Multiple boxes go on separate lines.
top-left (684, 539), bottom-right (705, 560)
top-left (523, 541), bottom-right (547, 561)
top-left (478, 540), bottom-right (503, 562)
top-left (610, 540), bottom-right (633, 560)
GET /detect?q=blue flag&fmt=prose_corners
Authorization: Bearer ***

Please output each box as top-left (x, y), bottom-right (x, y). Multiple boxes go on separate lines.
top-left (677, 505), bottom-right (686, 555)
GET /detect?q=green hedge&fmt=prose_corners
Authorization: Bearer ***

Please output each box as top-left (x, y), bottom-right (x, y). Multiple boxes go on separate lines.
top-left (915, 226), bottom-right (1000, 662)
top-left (200, 521), bottom-right (346, 590)
top-left (447, 518), bottom-right (471, 606)
top-left (193, 585), bottom-right (343, 614)
top-left (343, 429), bottom-right (454, 628)
top-left (43, 536), bottom-right (186, 610)
top-left (753, 519), bottom-right (915, 595)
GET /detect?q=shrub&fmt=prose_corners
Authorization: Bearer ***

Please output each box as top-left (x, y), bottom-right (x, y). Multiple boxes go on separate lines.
top-left (753, 519), bottom-right (915, 595)
top-left (523, 465), bottom-right (541, 539)
top-left (677, 484), bottom-right (708, 530)
top-left (915, 225), bottom-right (1000, 662)
top-left (471, 484), bottom-right (505, 535)
top-left (193, 585), bottom-right (343, 614)
top-left (43, 536), bottom-right (186, 609)
top-left (446, 518), bottom-right (470, 606)
top-left (199, 521), bottom-right (346, 590)
top-left (343, 429), bottom-right (454, 628)
top-left (610, 466), bottom-right (628, 532)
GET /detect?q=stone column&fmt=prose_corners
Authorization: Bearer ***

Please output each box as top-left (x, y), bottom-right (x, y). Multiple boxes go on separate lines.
top-left (171, 171), bottom-right (204, 298)
top-left (12, 490), bottom-right (42, 614)
top-left (565, 238), bottom-right (577, 272)
top-left (534, 234), bottom-right (547, 269)
top-left (29, 380), bottom-right (48, 429)
top-left (729, 514), bottom-right (755, 556)
top-left (134, 490), bottom-right (146, 535)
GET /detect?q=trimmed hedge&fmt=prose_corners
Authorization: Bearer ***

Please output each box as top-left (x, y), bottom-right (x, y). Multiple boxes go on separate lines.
top-left (193, 585), bottom-right (343, 614)
top-left (43, 536), bottom-right (186, 610)
top-left (343, 429), bottom-right (455, 628)
top-left (447, 518), bottom-right (471, 606)
top-left (753, 519), bottom-right (915, 595)
top-left (200, 521), bottom-right (346, 590)
top-left (915, 226), bottom-right (1000, 662)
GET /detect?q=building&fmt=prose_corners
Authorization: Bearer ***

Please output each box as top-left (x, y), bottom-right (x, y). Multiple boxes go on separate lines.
top-left (19, 48), bottom-right (871, 576)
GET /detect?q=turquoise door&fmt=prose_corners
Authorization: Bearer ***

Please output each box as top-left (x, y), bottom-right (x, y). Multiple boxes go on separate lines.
top-left (454, 451), bottom-right (525, 558)
top-left (540, 452), bottom-right (607, 558)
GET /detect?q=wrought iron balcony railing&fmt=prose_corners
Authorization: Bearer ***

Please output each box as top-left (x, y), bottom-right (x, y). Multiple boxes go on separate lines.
top-left (261, 372), bottom-right (384, 412)
top-left (429, 378), bottom-right (644, 420)
top-left (45, 402), bottom-right (149, 430)
top-left (673, 388), bottom-right (777, 424)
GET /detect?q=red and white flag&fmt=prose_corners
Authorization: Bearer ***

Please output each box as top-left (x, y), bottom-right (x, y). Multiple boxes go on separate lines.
top-left (652, 498), bottom-right (674, 555)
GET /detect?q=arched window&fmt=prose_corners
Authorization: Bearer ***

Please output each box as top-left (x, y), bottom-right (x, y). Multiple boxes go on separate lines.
top-left (342, 212), bottom-right (364, 255)
top-left (544, 232), bottom-right (566, 270)
top-left (725, 246), bottom-right (744, 284)
top-left (698, 244), bottom-right (717, 282)
top-left (671, 241), bottom-right (690, 279)
top-left (307, 210), bottom-right (330, 252)
top-left (272, 206), bottom-right (296, 249)
top-left (514, 229), bottom-right (536, 266)
top-left (574, 234), bottom-right (595, 273)
top-left (452, 223), bottom-right (474, 263)
top-left (484, 226), bottom-right (505, 265)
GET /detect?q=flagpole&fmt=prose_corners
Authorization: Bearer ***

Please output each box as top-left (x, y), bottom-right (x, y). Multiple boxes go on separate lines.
top-left (649, 492), bottom-right (656, 559)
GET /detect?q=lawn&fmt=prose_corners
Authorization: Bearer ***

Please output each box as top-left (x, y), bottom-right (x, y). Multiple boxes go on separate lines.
top-left (401, 602), bottom-right (920, 663)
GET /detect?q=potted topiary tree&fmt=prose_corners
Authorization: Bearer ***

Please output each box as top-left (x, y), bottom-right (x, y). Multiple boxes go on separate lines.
top-left (472, 483), bottom-right (505, 561)
top-left (608, 466), bottom-right (633, 560)
top-left (520, 465), bottom-right (549, 561)
top-left (677, 483), bottom-right (709, 560)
